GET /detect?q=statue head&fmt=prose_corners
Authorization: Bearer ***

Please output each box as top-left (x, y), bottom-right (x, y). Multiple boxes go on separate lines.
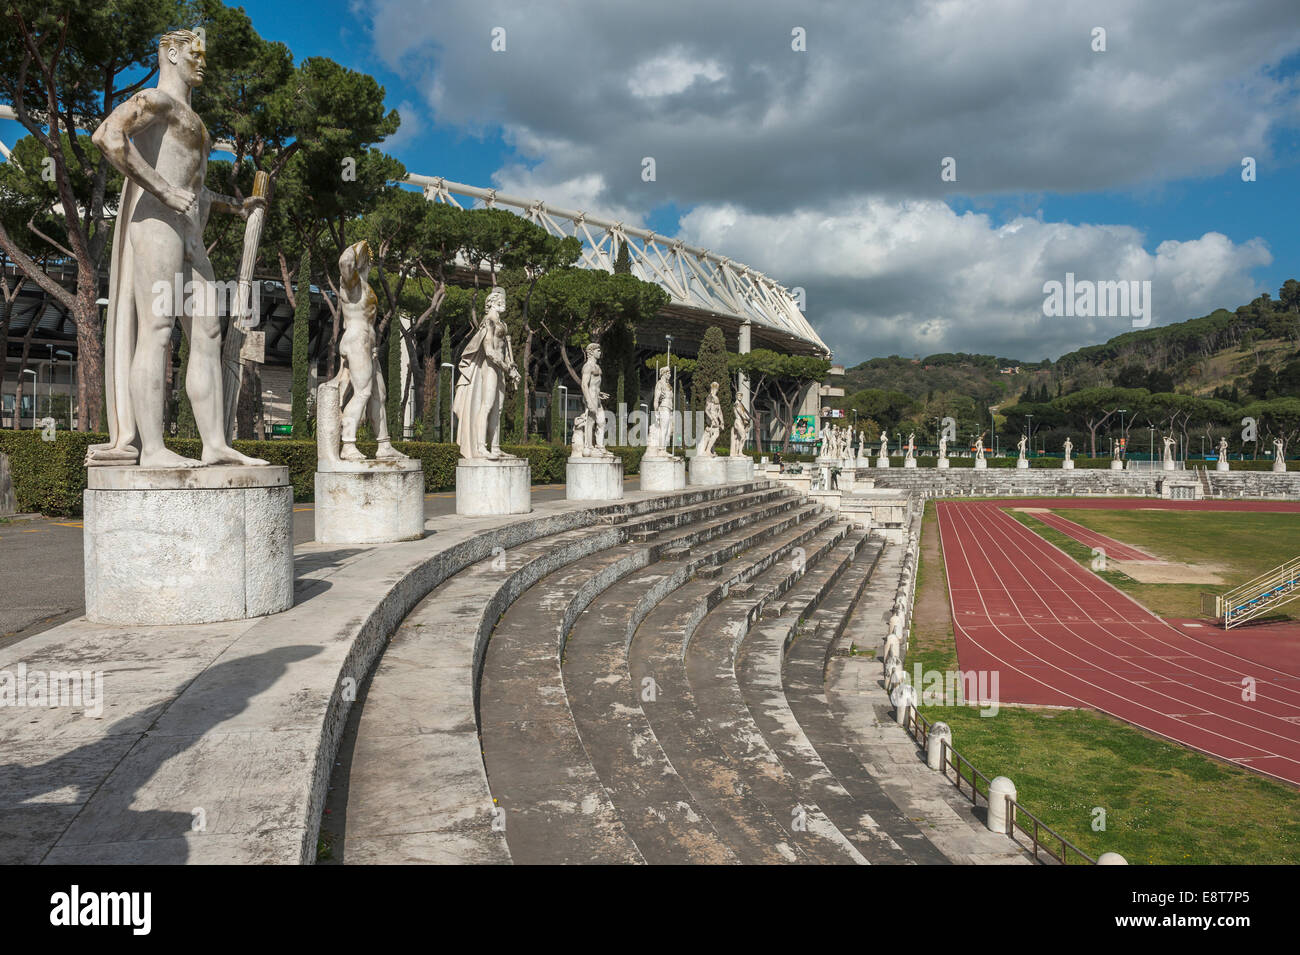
top-left (485, 286), bottom-right (506, 314)
top-left (658, 366), bottom-right (670, 381)
top-left (159, 29), bottom-right (206, 89)
top-left (339, 240), bottom-right (372, 288)
top-left (586, 342), bottom-right (601, 362)
top-left (710, 380), bottom-right (719, 395)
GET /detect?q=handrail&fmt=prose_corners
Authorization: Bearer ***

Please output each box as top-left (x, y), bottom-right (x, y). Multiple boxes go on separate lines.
top-left (897, 720), bottom-right (1098, 865)
top-left (1220, 554), bottom-right (1300, 628)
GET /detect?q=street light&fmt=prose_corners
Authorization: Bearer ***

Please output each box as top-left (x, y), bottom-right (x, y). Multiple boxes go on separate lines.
top-left (1149, 426), bottom-right (1155, 470)
top-left (665, 334), bottom-right (674, 453)
top-left (20, 368), bottom-right (37, 430)
top-left (559, 384), bottom-right (569, 445)
top-left (1026, 414), bottom-right (1034, 457)
top-left (1117, 409), bottom-right (1128, 460)
top-left (56, 350), bottom-right (73, 429)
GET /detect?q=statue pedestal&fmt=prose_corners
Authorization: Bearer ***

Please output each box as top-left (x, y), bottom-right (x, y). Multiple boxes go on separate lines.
top-left (725, 457), bottom-right (755, 482)
top-left (857, 456), bottom-right (871, 469)
top-left (641, 456), bottom-right (686, 491)
top-left (1016, 459), bottom-right (1029, 469)
top-left (1062, 460), bottom-right (1075, 470)
top-left (1163, 459), bottom-right (1176, 471)
top-left (315, 458), bottom-right (424, 544)
top-left (84, 465), bottom-right (293, 625)
top-left (1110, 460), bottom-right (1123, 470)
top-left (567, 455), bottom-right (624, 500)
top-left (1216, 459), bottom-right (1230, 472)
top-left (904, 458), bottom-right (917, 469)
top-left (688, 456), bottom-right (728, 486)
top-left (974, 459), bottom-right (987, 470)
top-left (876, 456), bottom-right (890, 469)
top-left (937, 458), bottom-right (950, 469)
top-left (456, 458), bottom-right (531, 516)
top-left (1273, 458), bottom-right (1287, 473)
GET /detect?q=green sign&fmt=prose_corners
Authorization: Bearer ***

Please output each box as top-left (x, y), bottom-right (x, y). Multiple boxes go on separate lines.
top-left (271, 424), bottom-right (293, 436)
top-left (792, 414), bottom-right (817, 442)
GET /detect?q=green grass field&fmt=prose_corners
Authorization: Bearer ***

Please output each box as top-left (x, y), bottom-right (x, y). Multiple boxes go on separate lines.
top-left (1010, 508), bottom-right (1300, 620)
top-left (908, 501), bottom-right (1300, 864)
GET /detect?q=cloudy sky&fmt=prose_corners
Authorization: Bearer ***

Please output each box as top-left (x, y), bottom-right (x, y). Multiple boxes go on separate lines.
top-left (9, 0), bottom-right (1295, 365)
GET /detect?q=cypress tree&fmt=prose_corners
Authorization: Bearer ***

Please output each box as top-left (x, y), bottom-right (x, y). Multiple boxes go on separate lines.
top-left (550, 381), bottom-right (563, 444)
top-left (691, 326), bottom-right (733, 446)
top-left (291, 247), bottom-right (311, 437)
top-left (386, 319), bottom-right (403, 440)
top-left (177, 334), bottom-right (196, 438)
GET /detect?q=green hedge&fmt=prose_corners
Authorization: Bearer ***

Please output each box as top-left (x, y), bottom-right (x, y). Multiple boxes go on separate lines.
top-left (0, 431), bottom-right (651, 515)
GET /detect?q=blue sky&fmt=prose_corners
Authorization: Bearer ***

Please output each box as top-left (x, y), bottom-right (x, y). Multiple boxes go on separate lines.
top-left (3, 0), bottom-right (1298, 364)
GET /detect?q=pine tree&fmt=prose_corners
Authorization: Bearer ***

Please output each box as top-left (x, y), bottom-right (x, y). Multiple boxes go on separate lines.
top-left (291, 247), bottom-right (311, 438)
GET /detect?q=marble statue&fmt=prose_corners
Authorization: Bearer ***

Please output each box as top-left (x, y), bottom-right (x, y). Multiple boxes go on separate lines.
top-left (730, 393), bottom-right (752, 457)
top-left (880, 431), bottom-right (890, 459)
top-left (1162, 435), bottom-right (1175, 464)
top-left (646, 366), bottom-right (675, 458)
top-left (1274, 437), bottom-right (1285, 459)
top-left (1063, 437), bottom-right (1073, 462)
top-left (1113, 439), bottom-right (1121, 460)
top-left (1218, 436), bottom-right (1228, 458)
top-left (452, 286), bottom-right (521, 460)
top-left (318, 241), bottom-right (408, 465)
top-left (938, 434), bottom-right (948, 461)
top-left (697, 381), bottom-right (723, 456)
top-left (575, 342), bottom-right (613, 457)
top-left (1017, 434), bottom-right (1028, 461)
top-left (87, 29), bottom-right (267, 469)
top-left (905, 432), bottom-right (916, 461)
top-left (975, 436), bottom-right (985, 460)
top-left (858, 429), bottom-right (867, 457)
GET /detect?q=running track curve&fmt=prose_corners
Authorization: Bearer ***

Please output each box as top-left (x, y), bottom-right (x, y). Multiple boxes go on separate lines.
top-left (937, 500), bottom-right (1300, 787)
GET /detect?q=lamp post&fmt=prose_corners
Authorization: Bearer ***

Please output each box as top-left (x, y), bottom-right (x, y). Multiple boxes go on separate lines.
top-left (1026, 414), bottom-right (1034, 457)
top-left (559, 384), bottom-right (569, 445)
top-left (1149, 426), bottom-right (1155, 469)
top-left (56, 350), bottom-right (73, 429)
top-left (1117, 409), bottom-right (1127, 460)
top-left (20, 368), bottom-right (37, 429)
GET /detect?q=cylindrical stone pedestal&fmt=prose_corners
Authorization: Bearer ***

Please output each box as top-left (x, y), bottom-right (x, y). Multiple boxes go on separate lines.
top-left (1163, 460), bottom-right (1176, 471)
top-left (567, 455), bottom-right (624, 500)
top-left (1016, 459), bottom-right (1029, 469)
top-left (927, 722), bottom-right (952, 771)
top-left (988, 776), bottom-right (1017, 834)
top-left (315, 458), bottom-right (425, 544)
top-left (937, 458), bottom-right (950, 469)
top-left (725, 457), bottom-right (755, 482)
top-left (1274, 458), bottom-right (1287, 473)
top-left (1216, 459), bottom-right (1229, 472)
top-left (84, 465), bottom-right (293, 625)
top-left (876, 456), bottom-right (890, 469)
top-left (1062, 460), bottom-right (1075, 470)
top-left (1110, 459), bottom-right (1124, 470)
top-left (456, 458), bottom-right (531, 516)
top-left (688, 455), bottom-right (728, 486)
top-left (641, 456), bottom-right (686, 491)
top-left (974, 459), bottom-right (987, 470)
top-left (904, 458), bottom-right (917, 468)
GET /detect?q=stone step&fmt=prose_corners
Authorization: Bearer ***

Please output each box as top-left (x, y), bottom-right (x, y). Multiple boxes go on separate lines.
top-left (620, 519), bottom-right (862, 865)
top-left (558, 506), bottom-right (837, 864)
top-left (478, 491), bottom-right (817, 863)
top-left (735, 532), bottom-right (949, 864)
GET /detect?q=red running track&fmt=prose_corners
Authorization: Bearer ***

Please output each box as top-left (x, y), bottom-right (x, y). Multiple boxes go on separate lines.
top-left (1023, 510), bottom-right (1158, 561)
top-left (937, 500), bottom-right (1300, 787)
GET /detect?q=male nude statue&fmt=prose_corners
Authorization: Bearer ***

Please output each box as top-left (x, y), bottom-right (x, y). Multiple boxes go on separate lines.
top-left (326, 240), bottom-right (407, 462)
top-left (88, 29), bottom-right (266, 468)
top-left (578, 342), bottom-right (613, 456)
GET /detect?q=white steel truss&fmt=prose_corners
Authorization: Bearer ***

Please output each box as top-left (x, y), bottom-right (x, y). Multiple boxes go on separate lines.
top-left (406, 174), bottom-right (829, 357)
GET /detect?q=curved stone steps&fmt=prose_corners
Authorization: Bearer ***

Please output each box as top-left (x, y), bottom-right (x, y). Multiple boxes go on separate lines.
top-left (480, 488), bottom-right (805, 863)
top-left (738, 535), bottom-right (949, 864)
top-left (558, 502), bottom-right (831, 864)
top-left (565, 506), bottom-right (847, 864)
top-left (680, 522), bottom-right (877, 863)
top-left (623, 520), bottom-right (865, 864)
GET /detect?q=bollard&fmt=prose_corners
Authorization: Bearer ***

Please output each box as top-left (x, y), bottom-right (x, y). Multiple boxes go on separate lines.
top-left (892, 683), bottom-right (916, 726)
top-left (987, 776), bottom-right (1016, 834)
top-left (927, 722), bottom-right (951, 771)
top-left (1097, 852), bottom-right (1128, 865)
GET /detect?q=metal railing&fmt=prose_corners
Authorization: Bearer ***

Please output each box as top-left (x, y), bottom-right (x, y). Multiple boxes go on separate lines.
top-left (900, 706), bottom-right (1097, 865)
top-left (1007, 798), bottom-right (1098, 866)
